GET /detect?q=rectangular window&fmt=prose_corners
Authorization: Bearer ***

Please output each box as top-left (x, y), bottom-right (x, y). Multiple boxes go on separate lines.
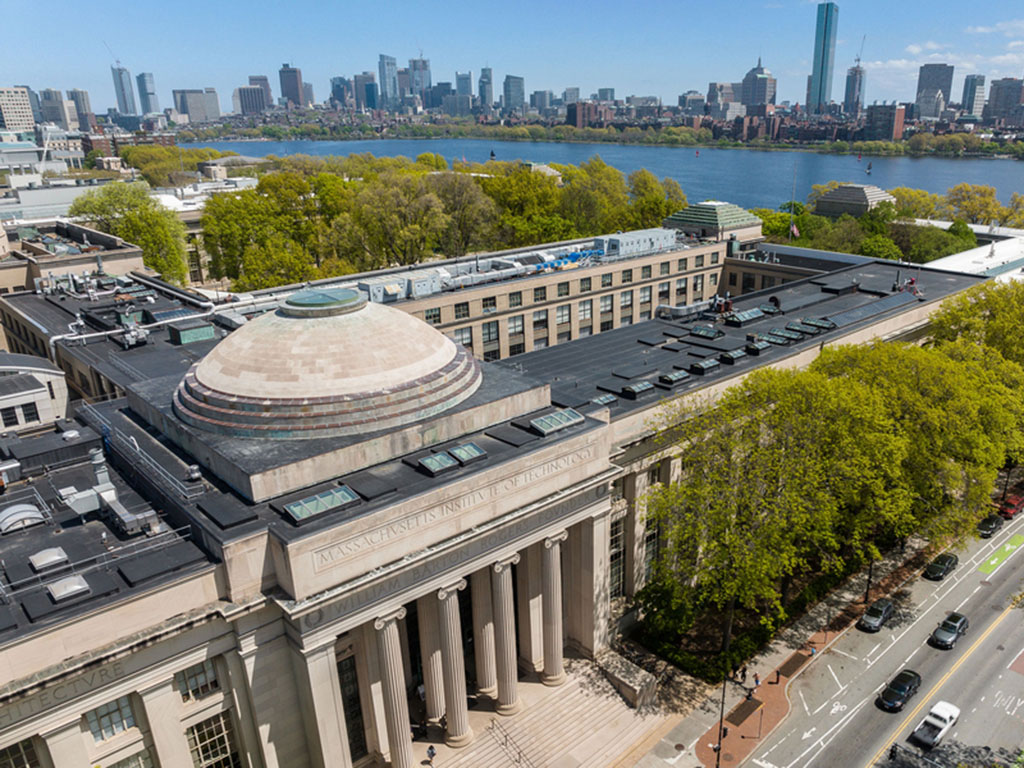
top-left (508, 314), bottom-right (524, 335)
top-left (1, 407), bottom-right (18, 428)
top-left (676, 277), bottom-right (688, 295)
top-left (454, 302), bottom-right (470, 320)
top-left (424, 307), bottom-right (441, 325)
top-left (641, 265), bottom-right (652, 280)
top-left (728, 272), bottom-right (737, 287)
top-left (186, 712), bottom-right (240, 768)
top-left (610, 518), bottom-right (626, 599)
top-left (579, 277), bottom-right (592, 293)
top-left (0, 740), bottom-right (39, 768)
top-left (533, 286), bottom-right (546, 302)
top-left (711, 251), bottom-right (720, 264)
top-left (453, 328), bottom-right (472, 347)
top-left (556, 304), bottom-right (570, 325)
top-left (677, 258), bottom-right (687, 271)
top-left (532, 310), bottom-right (548, 329)
top-left (108, 751), bottom-right (154, 768)
top-left (660, 261), bottom-right (670, 276)
top-left (509, 291), bottom-right (522, 308)
top-left (482, 296), bottom-right (497, 313)
top-left (742, 273), bottom-right (756, 293)
top-left (176, 660), bottom-right (219, 702)
top-left (658, 281), bottom-right (670, 301)
top-left (600, 295), bottom-right (613, 314)
top-left (557, 331), bottom-right (571, 344)
top-left (710, 273), bottom-right (719, 286)
top-left (483, 349), bottom-right (501, 362)
top-left (578, 325), bottom-right (592, 337)
top-left (695, 255), bottom-right (705, 268)
top-left (601, 273), bottom-right (613, 288)
top-left (600, 319), bottom-right (614, 332)
top-left (85, 696), bottom-right (136, 743)
top-left (533, 337), bottom-right (548, 350)
top-left (509, 342), bottom-right (525, 356)
top-left (557, 281), bottom-right (569, 297)
top-left (578, 299), bottom-right (593, 320)
top-left (693, 275), bottom-right (704, 297)
top-left (639, 287), bottom-right (652, 304)
top-left (621, 269), bottom-right (633, 284)
top-left (644, 523), bottom-right (661, 582)
top-left (639, 311), bottom-right (651, 321)
top-left (620, 291), bottom-right (633, 308)
top-left (481, 320), bottom-right (499, 343)
top-left (621, 315), bottom-right (633, 326)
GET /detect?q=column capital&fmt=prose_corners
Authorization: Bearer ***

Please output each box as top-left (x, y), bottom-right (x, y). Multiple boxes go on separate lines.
top-left (544, 530), bottom-right (569, 548)
top-left (373, 606), bottom-right (407, 630)
top-left (437, 578), bottom-right (467, 601)
top-left (492, 552), bottom-right (521, 574)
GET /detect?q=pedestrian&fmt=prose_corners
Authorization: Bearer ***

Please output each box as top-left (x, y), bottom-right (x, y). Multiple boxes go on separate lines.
top-left (740, 665), bottom-right (747, 684)
top-left (731, 661), bottom-right (739, 680)
top-left (754, 672), bottom-right (760, 688)
top-left (427, 744), bottom-right (436, 765)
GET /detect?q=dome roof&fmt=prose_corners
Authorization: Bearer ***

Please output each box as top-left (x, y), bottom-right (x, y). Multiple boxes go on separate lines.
top-left (173, 288), bottom-right (482, 439)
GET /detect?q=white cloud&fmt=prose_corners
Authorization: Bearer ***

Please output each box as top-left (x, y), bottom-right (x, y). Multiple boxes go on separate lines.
top-left (905, 44), bottom-right (922, 55)
top-left (966, 19), bottom-right (1024, 36)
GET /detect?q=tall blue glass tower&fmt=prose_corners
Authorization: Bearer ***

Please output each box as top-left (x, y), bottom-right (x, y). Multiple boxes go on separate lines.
top-left (807, 2), bottom-right (838, 115)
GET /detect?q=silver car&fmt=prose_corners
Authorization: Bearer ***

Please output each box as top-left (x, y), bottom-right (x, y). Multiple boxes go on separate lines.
top-left (858, 598), bottom-right (894, 632)
top-left (930, 612), bottom-right (968, 649)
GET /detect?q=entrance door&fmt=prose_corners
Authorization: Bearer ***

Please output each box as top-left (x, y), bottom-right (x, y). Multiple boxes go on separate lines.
top-left (337, 655), bottom-right (368, 761)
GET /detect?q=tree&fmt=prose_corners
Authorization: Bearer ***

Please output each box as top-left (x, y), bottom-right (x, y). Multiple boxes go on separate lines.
top-left (859, 201), bottom-right (898, 235)
top-left (807, 181), bottom-right (842, 209)
top-left (1001, 192), bottom-right (1024, 228)
top-left (626, 169), bottom-right (687, 229)
top-left (233, 235), bottom-right (316, 291)
top-left (888, 187), bottom-right (949, 220)
top-left (201, 189), bottom-right (279, 280)
top-left (426, 172), bottom-right (497, 257)
top-left (84, 149), bottom-right (103, 170)
top-left (859, 234), bottom-right (903, 260)
top-left (479, 164), bottom-right (576, 247)
top-left (946, 183), bottom-right (1003, 225)
top-left (929, 281), bottom-right (1024, 367)
top-left (68, 182), bottom-right (188, 284)
top-left (947, 219), bottom-right (977, 248)
top-left (557, 156), bottom-right (630, 235)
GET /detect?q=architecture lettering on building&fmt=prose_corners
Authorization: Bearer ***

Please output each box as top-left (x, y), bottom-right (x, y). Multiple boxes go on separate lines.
top-left (301, 479), bottom-right (606, 631)
top-left (0, 661), bottom-right (126, 728)
top-left (312, 446), bottom-right (596, 571)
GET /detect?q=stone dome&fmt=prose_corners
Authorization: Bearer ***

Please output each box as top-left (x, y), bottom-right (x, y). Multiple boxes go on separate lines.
top-left (173, 288), bottom-right (482, 439)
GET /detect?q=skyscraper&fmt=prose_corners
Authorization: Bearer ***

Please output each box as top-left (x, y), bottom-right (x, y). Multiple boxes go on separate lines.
top-left (39, 88), bottom-right (77, 130)
top-left (204, 88), bottom-right (221, 120)
top-left (563, 87), bottom-right (580, 104)
top-left (961, 74), bottom-right (985, 116)
top-left (136, 73), bottom-right (159, 114)
top-left (984, 78), bottom-right (1024, 120)
top-left (0, 87), bottom-right (35, 131)
top-left (66, 89), bottom-right (93, 131)
top-left (249, 76), bottom-right (272, 107)
top-left (302, 82), bottom-right (315, 107)
top-left (807, 2), bottom-right (839, 114)
top-left (409, 58), bottom-right (432, 102)
top-left (503, 75), bottom-right (525, 113)
top-left (597, 88), bottom-right (615, 101)
top-left (111, 65), bottom-right (137, 115)
top-left (740, 58), bottom-right (777, 106)
top-left (330, 77), bottom-right (352, 107)
top-left (234, 86), bottom-right (266, 115)
top-left (916, 64), bottom-right (954, 103)
top-left (353, 72), bottom-right (376, 110)
top-left (478, 68), bottom-right (493, 109)
top-left (15, 86), bottom-right (41, 122)
top-left (278, 64), bottom-right (304, 108)
top-left (843, 65), bottom-right (865, 116)
top-left (455, 72), bottom-right (473, 98)
top-left (379, 55), bottom-right (399, 107)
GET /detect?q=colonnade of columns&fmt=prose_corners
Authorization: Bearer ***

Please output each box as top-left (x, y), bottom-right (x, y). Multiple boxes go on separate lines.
top-left (372, 531), bottom-right (567, 764)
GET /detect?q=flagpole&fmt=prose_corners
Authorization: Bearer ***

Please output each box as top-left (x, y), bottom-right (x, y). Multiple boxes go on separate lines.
top-left (788, 158), bottom-right (797, 242)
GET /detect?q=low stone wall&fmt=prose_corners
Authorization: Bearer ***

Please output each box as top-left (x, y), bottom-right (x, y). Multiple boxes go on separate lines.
top-left (595, 649), bottom-right (657, 709)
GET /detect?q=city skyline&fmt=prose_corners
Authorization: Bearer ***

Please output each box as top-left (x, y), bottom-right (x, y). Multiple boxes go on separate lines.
top-left (3, 1), bottom-right (1024, 115)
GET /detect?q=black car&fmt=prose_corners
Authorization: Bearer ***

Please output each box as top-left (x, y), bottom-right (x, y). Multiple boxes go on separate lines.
top-left (858, 597), bottom-right (895, 632)
top-left (878, 669), bottom-right (922, 711)
top-left (930, 612), bottom-right (969, 649)
top-left (924, 553), bottom-right (958, 580)
top-left (978, 514), bottom-right (1004, 538)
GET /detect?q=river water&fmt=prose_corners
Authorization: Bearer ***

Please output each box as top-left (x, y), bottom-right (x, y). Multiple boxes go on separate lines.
top-left (191, 138), bottom-right (1023, 210)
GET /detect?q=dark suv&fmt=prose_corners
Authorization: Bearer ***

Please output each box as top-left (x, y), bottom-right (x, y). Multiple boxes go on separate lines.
top-left (858, 598), bottom-right (895, 632)
top-left (978, 514), bottom-right (1004, 538)
top-left (924, 553), bottom-right (958, 580)
top-left (930, 612), bottom-right (969, 649)
top-left (878, 669), bottom-right (922, 711)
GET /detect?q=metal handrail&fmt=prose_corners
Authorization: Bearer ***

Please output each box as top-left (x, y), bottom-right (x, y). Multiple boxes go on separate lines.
top-left (487, 718), bottom-right (538, 768)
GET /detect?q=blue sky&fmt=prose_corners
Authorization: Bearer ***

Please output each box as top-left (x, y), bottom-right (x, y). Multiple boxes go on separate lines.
top-left (4, 0), bottom-right (1023, 113)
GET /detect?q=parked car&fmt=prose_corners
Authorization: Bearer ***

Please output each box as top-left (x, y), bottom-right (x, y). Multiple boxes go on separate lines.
top-left (930, 612), bottom-right (969, 649)
top-left (923, 553), bottom-right (958, 581)
top-left (979, 514), bottom-right (1005, 538)
top-left (858, 597), bottom-right (895, 632)
top-left (911, 701), bottom-right (959, 748)
top-left (999, 493), bottom-right (1024, 519)
top-left (878, 669), bottom-right (922, 711)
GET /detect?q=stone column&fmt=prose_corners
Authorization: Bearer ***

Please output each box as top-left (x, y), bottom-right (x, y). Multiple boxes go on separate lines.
top-left (223, 651), bottom-right (267, 768)
top-left (516, 542), bottom-right (544, 672)
top-left (470, 568), bottom-right (497, 697)
top-left (565, 509), bottom-right (612, 658)
top-left (436, 579), bottom-right (473, 748)
top-left (374, 608), bottom-right (414, 768)
top-left (491, 553), bottom-right (522, 715)
top-left (40, 721), bottom-right (84, 768)
top-left (542, 531), bottom-right (569, 686)
top-left (138, 680), bottom-right (194, 768)
top-left (415, 594), bottom-right (445, 723)
top-left (289, 641), bottom-right (350, 768)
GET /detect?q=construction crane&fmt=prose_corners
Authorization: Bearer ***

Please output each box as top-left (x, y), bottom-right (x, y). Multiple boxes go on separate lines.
top-left (854, 34), bottom-right (866, 67)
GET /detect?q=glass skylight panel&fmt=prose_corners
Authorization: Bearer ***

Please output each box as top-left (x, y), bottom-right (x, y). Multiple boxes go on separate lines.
top-left (721, 349), bottom-right (747, 361)
top-left (770, 327), bottom-right (803, 341)
top-left (418, 452), bottom-right (459, 476)
top-left (787, 321), bottom-right (819, 335)
top-left (530, 408), bottom-right (585, 436)
top-left (449, 442), bottom-right (487, 466)
top-left (659, 370), bottom-right (690, 385)
top-left (691, 359), bottom-right (721, 373)
top-left (746, 340), bottom-right (772, 354)
top-left (726, 308), bottom-right (764, 324)
top-left (763, 334), bottom-right (792, 345)
top-left (29, 546), bottom-right (69, 572)
top-left (284, 485), bottom-right (360, 521)
top-left (759, 303), bottom-right (781, 315)
top-left (689, 324), bottom-right (723, 339)
top-left (623, 380), bottom-right (655, 396)
top-left (801, 317), bottom-right (836, 330)
top-left (47, 575), bottom-right (90, 603)
top-left (591, 393), bottom-right (618, 406)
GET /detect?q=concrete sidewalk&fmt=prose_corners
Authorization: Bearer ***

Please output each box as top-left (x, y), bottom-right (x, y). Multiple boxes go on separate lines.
top-left (629, 538), bottom-right (930, 768)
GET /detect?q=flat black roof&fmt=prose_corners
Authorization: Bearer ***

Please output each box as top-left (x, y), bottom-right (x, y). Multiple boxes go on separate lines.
top-left (499, 260), bottom-right (985, 421)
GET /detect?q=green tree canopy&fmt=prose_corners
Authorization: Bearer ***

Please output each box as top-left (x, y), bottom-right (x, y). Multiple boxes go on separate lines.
top-left (859, 234), bottom-right (903, 260)
top-left (426, 172), bottom-right (497, 257)
top-left (929, 281), bottom-right (1024, 367)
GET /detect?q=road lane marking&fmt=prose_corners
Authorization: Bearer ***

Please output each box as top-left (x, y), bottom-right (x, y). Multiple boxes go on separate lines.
top-left (979, 535), bottom-right (1024, 575)
top-left (832, 648), bottom-right (857, 661)
top-left (792, 696), bottom-right (871, 768)
top-left (956, 585), bottom-right (982, 611)
top-left (859, 602), bottom-right (1017, 768)
top-left (865, 642), bottom-right (880, 661)
top-left (799, 689), bottom-right (809, 716)
top-left (905, 648), bottom-right (919, 664)
top-left (827, 664), bottom-right (843, 691)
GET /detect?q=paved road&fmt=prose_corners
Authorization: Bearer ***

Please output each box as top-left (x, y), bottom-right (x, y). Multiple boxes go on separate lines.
top-left (747, 522), bottom-right (1024, 768)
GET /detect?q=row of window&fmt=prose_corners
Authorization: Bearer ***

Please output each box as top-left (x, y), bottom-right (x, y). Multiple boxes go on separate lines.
top-left (424, 255), bottom-right (720, 326)
top-left (0, 402), bottom-right (39, 428)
